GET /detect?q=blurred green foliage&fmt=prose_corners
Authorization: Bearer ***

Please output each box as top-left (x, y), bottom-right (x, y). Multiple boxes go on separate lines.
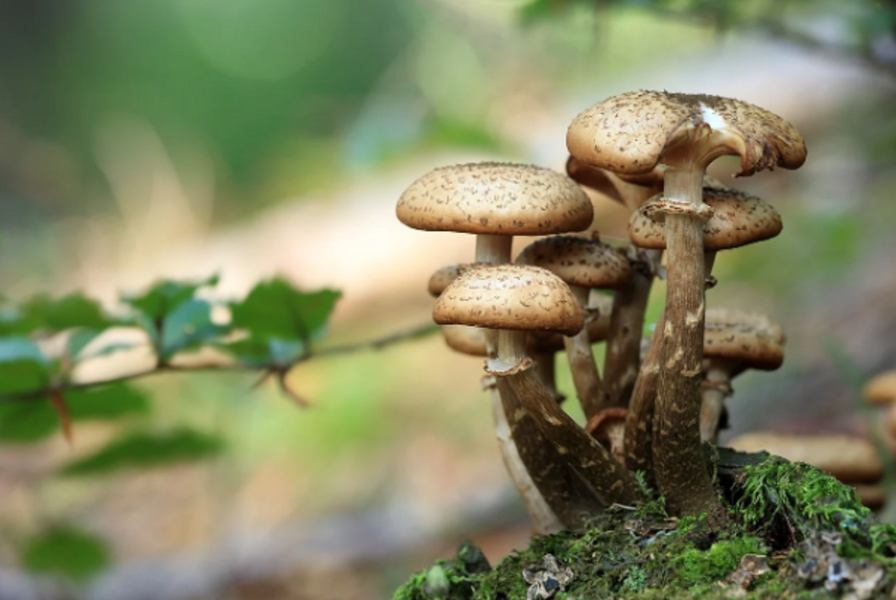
top-left (20, 526), bottom-right (110, 581)
top-left (60, 427), bottom-right (225, 476)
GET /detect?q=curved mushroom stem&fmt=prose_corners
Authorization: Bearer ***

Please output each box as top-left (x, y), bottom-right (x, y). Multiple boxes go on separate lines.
top-left (488, 380), bottom-right (565, 533)
top-left (651, 166), bottom-right (724, 518)
top-left (699, 366), bottom-right (733, 444)
top-left (623, 309), bottom-right (664, 482)
top-left (474, 234), bottom-right (567, 531)
top-left (562, 286), bottom-right (605, 420)
top-left (491, 330), bottom-right (640, 508)
top-left (602, 248), bottom-right (661, 410)
top-left (531, 350), bottom-right (563, 404)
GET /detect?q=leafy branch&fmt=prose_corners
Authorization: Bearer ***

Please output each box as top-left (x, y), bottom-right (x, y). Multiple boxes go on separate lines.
top-left (0, 274), bottom-right (436, 441)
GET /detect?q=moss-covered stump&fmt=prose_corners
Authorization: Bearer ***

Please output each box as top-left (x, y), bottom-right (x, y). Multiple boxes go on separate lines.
top-left (394, 456), bottom-right (896, 600)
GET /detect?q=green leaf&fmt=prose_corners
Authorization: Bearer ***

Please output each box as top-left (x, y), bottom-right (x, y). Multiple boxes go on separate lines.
top-left (23, 293), bottom-right (115, 332)
top-left (0, 383), bottom-right (150, 443)
top-left (123, 274), bottom-right (219, 321)
top-left (67, 383), bottom-right (151, 420)
top-left (20, 525), bottom-right (110, 581)
top-left (160, 299), bottom-right (228, 360)
top-left (226, 279), bottom-right (340, 367)
top-left (60, 427), bottom-right (225, 476)
top-left (0, 402), bottom-right (58, 442)
top-left (0, 337), bottom-right (50, 395)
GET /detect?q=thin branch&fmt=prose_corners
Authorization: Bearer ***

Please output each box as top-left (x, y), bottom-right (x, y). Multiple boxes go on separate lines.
top-left (0, 322), bottom-right (439, 405)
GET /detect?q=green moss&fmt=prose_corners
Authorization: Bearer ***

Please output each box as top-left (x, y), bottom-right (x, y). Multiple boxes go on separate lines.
top-left (673, 536), bottom-right (765, 587)
top-left (394, 456), bottom-right (896, 599)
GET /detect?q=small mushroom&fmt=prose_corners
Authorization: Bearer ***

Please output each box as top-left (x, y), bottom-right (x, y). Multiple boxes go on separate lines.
top-left (729, 432), bottom-right (884, 487)
top-left (435, 264), bottom-right (639, 517)
top-left (516, 235), bottom-right (631, 421)
top-left (699, 309), bottom-right (786, 443)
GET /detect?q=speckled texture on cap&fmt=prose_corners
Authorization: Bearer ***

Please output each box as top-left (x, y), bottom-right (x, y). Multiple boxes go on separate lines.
top-left (516, 235), bottom-right (632, 289)
top-left (427, 263), bottom-right (477, 297)
top-left (629, 186), bottom-right (782, 251)
top-left (729, 433), bottom-right (883, 484)
top-left (703, 308), bottom-right (785, 370)
top-left (433, 264), bottom-right (584, 336)
top-left (396, 162), bottom-right (594, 235)
top-left (566, 90), bottom-right (807, 176)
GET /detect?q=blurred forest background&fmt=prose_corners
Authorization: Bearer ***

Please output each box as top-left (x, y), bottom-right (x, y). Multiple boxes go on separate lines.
top-left (0, 1), bottom-right (895, 599)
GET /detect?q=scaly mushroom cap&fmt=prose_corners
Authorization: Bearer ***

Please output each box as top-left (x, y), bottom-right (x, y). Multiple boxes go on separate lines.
top-left (516, 235), bottom-right (632, 289)
top-left (396, 162), bottom-right (593, 235)
top-left (863, 370), bottom-right (896, 405)
top-left (428, 263), bottom-right (476, 297)
top-left (433, 264), bottom-right (584, 336)
top-left (441, 324), bottom-right (487, 357)
top-left (629, 185), bottom-right (782, 251)
top-left (566, 90), bottom-right (807, 176)
top-left (729, 432), bottom-right (884, 485)
top-left (703, 308), bottom-right (785, 372)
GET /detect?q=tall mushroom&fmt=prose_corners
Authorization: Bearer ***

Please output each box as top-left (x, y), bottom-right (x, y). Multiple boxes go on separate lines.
top-left (397, 162), bottom-right (598, 531)
top-left (567, 91), bottom-right (806, 516)
top-left (434, 264), bottom-right (639, 512)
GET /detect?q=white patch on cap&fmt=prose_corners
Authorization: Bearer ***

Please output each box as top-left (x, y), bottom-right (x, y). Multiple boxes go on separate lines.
top-left (700, 103), bottom-right (728, 131)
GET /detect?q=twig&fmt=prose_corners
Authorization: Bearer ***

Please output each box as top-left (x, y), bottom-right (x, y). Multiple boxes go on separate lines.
top-left (0, 322), bottom-right (439, 405)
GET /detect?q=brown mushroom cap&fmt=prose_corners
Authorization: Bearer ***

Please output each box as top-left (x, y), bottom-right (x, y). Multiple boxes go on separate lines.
top-left (516, 236), bottom-right (632, 289)
top-left (703, 308), bottom-right (785, 371)
top-left (728, 432), bottom-right (884, 484)
top-left (566, 90), bottom-right (807, 176)
top-left (433, 264), bottom-right (584, 336)
top-left (396, 162), bottom-right (594, 235)
top-left (629, 185), bottom-right (782, 251)
top-left (441, 324), bottom-right (487, 357)
top-left (863, 370), bottom-right (896, 405)
top-left (428, 263), bottom-right (476, 297)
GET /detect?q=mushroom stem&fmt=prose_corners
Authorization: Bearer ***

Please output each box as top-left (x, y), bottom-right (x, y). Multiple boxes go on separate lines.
top-left (473, 233), bottom-right (565, 531)
top-left (476, 234), bottom-right (513, 264)
top-left (491, 330), bottom-right (640, 508)
top-left (602, 248), bottom-right (661, 410)
top-left (489, 382), bottom-right (565, 533)
top-left (622, 309), bottom-right (664, 481)
top-left (699, 365), bottom-right (732, 443)
top-left (562, 285), bottom-right (605, 420)
top-left (651, 166), bottom-right (722, 517)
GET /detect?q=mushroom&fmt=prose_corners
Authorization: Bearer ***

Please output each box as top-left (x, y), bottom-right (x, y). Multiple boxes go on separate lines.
top-left (516, 235), bottom-right (631, 422)
top-left (567, 91), bottom-right (806, 516)
top-left (434, 264), bottom-right (639, 517)
top-left (699, 309), bottom-right (786, 443)
top-left (729, 432), bottom-right (885, 509)
top-left (397, 162), bottom-right (597, 532)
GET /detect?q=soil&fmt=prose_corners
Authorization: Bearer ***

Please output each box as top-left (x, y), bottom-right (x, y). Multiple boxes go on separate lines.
top-left (393, 451), bottom-right (896, 599)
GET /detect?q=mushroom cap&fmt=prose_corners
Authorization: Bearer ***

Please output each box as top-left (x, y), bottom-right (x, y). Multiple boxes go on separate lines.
top-left (565, 156), bottom-right (659, 212)
top-left (516, 235), bottom-right (632, 289)
top-left (566, 90), bottom-right (807, 176)
top-left (728, 432), bottom-right (883, 484)
top-left (629, 185), bottom-right (782, 251)
top-left (703, 308), bottom-right (785, 372)
top-left (428, 263), bottom-right (476, 297)
top-left (863, 370), bottom-right (896, 405)
top-left (433, 264), bottom-right (584, 336)
top-left (396, 162), bottom-right (594, 236)
top-left (441, 324), bottom-right (487, 357)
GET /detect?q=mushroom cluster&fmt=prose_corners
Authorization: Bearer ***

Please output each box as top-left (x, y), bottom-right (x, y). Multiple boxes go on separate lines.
top-left (397, 91), bottom-right (807, 532)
